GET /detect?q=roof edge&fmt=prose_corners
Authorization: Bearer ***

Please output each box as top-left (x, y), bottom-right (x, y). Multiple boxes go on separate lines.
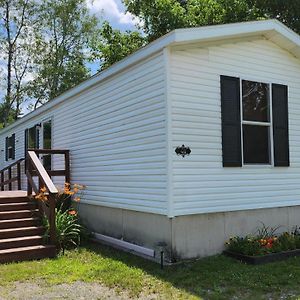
top-left (1, 19), bottom-right (299, 135)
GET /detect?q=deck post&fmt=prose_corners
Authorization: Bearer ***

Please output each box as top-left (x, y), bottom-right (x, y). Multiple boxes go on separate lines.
top-left (49, 193), bottom-right (56, 245)
top-left (8, 167), bottom-right (12, 191)
top-left (17, 162), bottom-right (21, 190)
top-left (0, 172), bottom-right (3, 191)
top-left (65, 151), bottom-right (70, 184)
top-left (27, 159), bottom-right (33, 196)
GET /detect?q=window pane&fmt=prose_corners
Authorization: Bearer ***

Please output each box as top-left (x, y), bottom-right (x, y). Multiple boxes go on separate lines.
top-left (43, 120), bottom-right (52, 149)
top-left (243, 125), bottom-right (270, 164)
top-left (28, 127), bottom-right (37, 148)
top-left (43, 120), bottom-right (52, 170)
top-left (242, 80), bottom-right (269, 122)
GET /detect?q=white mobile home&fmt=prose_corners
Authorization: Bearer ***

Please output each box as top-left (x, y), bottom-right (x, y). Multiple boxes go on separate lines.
top-left (1, 19), bottom-right (300, 260)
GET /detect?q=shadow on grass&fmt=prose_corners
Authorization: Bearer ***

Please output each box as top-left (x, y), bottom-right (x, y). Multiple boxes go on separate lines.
top-left (80, 241), bottom-right (300, 299)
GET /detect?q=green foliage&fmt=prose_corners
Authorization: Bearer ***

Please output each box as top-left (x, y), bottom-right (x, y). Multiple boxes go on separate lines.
top-left (91, 21), bottom-right (145, 70)
top-left (0, 103), bottom-right (16, 128)
top-left (3, 244), bottom-right (300, 299)
top-left (26, 0), bottom-right (99, 107)
top-left (123, 0), bottom-right (262, 41)
top-left (249, 0), bottom-right (300, 35)
top-left (43, 207), bottom-right (83, 253)
top-left (226, 236), bottom-right (263, 256)
top-left (0, 0), bottom-right (37, 126)
top-left (225, 225), bottom-right (300, 256)
top-left (123, 0), bottom-right (300, 42)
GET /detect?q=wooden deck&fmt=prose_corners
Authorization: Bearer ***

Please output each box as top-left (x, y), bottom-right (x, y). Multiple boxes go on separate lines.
top-left (0, 191), bottom-right (27, 198)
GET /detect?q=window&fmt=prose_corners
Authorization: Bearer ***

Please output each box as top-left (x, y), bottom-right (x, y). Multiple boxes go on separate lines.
top-left (6, 134), bottom-right (15, 161)
top-left (241, 80), bottom-right (271, 164)
top-left (42, 120), bottom-right (52, 170)
top-left (220, 75), bottom-right (289, 167)
top-left (27, 125), bottom-right (39, 149)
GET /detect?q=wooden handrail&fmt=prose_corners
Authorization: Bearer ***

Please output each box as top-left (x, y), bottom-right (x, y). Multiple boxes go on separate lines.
top-left (0, 158), bottom-right (24, 173)
top-left (0, 158), bottom-right (24, 191)
top-left (26, 149), bottom-right (70, 246)
top-left (27, 151), bottom-right (58, 194)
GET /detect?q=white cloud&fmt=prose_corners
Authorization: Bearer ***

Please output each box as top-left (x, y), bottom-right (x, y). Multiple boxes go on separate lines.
top-left (87, 0), bottom-right (141, 27)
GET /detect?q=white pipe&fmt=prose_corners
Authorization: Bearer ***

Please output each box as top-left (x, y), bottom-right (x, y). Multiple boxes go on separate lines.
top-left (92, 232), bottom-right (155, 258)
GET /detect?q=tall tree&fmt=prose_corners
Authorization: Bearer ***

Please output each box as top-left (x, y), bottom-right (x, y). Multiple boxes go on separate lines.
top-left (249, 0), bottom-right (300, 34)
top-left (91, 21), bottom-right (145, 71)
top-left (0, 0), bottom-right (36, 126)
top-left (27, 0), bottom-right (98, 108)
top-left (122, 0), bottom-right (264, 41)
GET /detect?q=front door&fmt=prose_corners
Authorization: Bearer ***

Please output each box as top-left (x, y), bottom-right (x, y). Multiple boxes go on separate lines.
top-left (42, 119), bottom-right (52, 170)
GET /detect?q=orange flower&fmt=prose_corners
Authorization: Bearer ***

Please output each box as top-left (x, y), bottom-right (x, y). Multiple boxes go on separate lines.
top-left (68, 210), bottom-right (77, 216)
top-left (40, 186), bottom-right (47, 193)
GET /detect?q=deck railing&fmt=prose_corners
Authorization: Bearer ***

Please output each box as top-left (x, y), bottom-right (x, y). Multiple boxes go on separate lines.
top-left (26, 149), bottom-right (70, 245)
top-left (0, 158), bottom-right (24, 191)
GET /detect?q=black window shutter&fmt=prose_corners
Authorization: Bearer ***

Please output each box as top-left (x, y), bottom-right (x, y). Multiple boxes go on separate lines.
top-left (24, 129), bottom-right (28, 153)
top-left (5, 137), bottom-right (8, 161)
top-left (11, 134), bottom-right (15, 160)
top-left (272, 84), bottom-right (290, 166)
top-left (220, 75), bottom-right (242, 167)
top-left (24, 129), bottom-right (28, 172)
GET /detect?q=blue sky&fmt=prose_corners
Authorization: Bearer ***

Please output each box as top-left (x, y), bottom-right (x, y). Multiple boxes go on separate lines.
top-left (87, 0), bottom-right (139, 31)
top-left (0, 0), bottom-right (140, 110)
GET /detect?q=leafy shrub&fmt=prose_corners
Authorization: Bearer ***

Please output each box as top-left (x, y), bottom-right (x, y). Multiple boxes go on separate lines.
top-left (37, 183), bottom-right (87, 253)
top-left (225, 223), bottom-right (300, 256)
top-left (43, 207), bottom-right (83, 253)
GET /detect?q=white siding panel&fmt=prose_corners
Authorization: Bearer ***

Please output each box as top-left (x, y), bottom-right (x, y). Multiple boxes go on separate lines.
top-left (0, 52), bottom-right (168, 215)
top-left (170, 38), bottom-right (300, 216)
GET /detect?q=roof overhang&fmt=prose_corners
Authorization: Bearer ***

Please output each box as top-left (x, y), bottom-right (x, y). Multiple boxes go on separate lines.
top-left (1, 19), bottom-right (300, 134)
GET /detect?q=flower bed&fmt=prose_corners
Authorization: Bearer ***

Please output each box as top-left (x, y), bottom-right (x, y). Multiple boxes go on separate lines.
top-left (224, 224), bottom-right (300, 264)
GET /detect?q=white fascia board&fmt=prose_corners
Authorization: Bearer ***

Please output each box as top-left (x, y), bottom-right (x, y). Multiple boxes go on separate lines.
top-left (2, 19), bottom-right (300, 136)
top-left (173, 19), bottom-right (300, 48)
top-left (0, 31), bottom-right (176, 136)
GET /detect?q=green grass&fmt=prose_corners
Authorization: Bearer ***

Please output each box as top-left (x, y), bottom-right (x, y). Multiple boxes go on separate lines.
top-left (1, 243), bottom-right (300, 299)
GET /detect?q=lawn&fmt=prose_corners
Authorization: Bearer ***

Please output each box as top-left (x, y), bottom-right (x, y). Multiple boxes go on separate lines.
top-left (0, 242), bottom-right (300, 299)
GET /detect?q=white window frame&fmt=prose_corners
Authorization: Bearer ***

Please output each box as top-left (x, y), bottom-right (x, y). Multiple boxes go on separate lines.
top-left (240, 78), bottom-right (274, 166)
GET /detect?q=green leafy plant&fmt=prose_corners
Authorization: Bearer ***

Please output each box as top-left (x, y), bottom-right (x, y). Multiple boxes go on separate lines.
top-left (224, 223), bottom-right (300, 256)
top-left (43, 207), bottom-right (83, 254)
top-left (38, 183), bottom-right (87, 253)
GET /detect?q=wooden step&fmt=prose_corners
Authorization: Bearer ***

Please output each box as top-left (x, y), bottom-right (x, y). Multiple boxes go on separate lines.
top-left (0, 202), bottom-right (36, 212)
top-left (0, 226), bottom-right (44, 239)
top-left (0, 209), bottom-right (39, 220)
top-left (0, 245), bottom-right (56, 263)
top-left (0, 235), bottom-right (44, 250)
top-left (0, 218), bottom-right (40, 229)
top-left (0, 197), bottom-right (30, 204)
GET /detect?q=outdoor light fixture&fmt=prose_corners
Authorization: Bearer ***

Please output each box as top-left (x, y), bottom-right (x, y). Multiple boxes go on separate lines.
top-left (175, 145), bottom-right (191, 158)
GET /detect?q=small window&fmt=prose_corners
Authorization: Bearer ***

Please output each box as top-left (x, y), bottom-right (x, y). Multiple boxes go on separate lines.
top-left (6, 134), bottom-right (15, 161)
top-left (242, 80), bottom-right (271, 164)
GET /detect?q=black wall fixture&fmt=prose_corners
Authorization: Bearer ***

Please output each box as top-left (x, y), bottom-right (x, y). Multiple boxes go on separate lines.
top-left (175, 145), bottom-right (191, 158)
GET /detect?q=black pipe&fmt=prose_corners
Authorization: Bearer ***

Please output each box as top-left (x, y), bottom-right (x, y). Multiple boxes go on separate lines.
top-left (160, 251), bottom-right (164, 269)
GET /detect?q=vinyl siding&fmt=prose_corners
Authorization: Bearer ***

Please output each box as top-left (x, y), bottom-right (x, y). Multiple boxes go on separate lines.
top-left (0, 52), bottom-right (168, 215)
top-left (170, 37), bottom-right (300, 216)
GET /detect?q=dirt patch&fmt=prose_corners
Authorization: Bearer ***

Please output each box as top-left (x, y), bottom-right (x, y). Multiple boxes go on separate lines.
top-left (0, 281), bottom-right (157, 300)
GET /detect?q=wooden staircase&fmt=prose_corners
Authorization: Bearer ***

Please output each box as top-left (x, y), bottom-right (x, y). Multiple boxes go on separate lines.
top-left (0, 192), bottom-right (56, 263)
top-left (0, 149), bottom-right (70, 264)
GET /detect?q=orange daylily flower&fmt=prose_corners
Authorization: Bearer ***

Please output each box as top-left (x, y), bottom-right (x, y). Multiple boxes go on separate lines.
top-left (40, 187), bottom-right (47, 193)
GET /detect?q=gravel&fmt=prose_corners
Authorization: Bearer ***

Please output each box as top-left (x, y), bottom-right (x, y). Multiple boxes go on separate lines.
top-left (0, 281), bottom-right (149, 300)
